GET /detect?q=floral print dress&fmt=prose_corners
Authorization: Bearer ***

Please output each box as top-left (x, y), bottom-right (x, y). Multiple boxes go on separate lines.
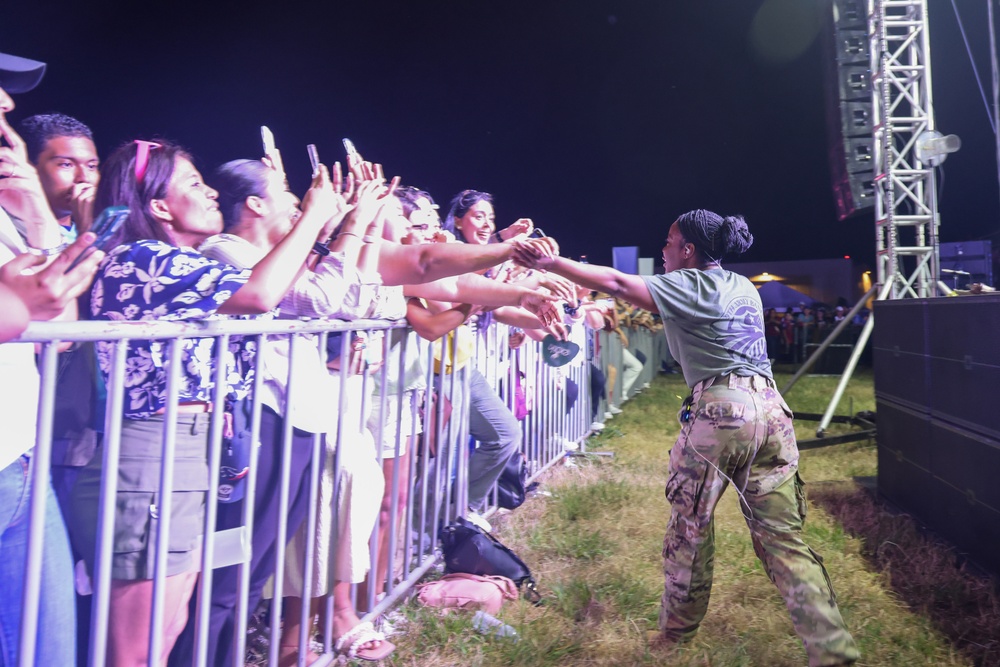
top-left (90, 239), bottom-right (255, 417)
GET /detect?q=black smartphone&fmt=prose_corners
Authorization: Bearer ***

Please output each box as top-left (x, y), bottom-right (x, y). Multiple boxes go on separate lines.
top-left (529, 227), bottom-right (547, 239)
top-left (64, 206), bottom-right (130, 273)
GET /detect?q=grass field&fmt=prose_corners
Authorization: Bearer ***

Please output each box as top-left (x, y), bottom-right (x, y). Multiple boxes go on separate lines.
top-left (384, 369), bottom-right (999, 667)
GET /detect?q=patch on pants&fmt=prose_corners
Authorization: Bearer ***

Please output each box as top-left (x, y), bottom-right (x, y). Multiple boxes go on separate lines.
top-left (699, 400), bottom-right (746, 429)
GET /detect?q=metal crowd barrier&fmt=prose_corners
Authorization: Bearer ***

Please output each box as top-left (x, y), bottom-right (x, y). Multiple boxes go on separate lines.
top-left (12, 314), bottom-right (666, 666)
top-left (596, 325), bottom-right (663, 412)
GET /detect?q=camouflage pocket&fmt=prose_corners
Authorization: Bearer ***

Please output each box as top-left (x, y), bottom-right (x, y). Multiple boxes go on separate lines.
top-left (664, 458), bottom-right (707, 512)
top-left (794, 472), bottom-right (807, 521)
top-left (664, 469), bottom-right (684, 505)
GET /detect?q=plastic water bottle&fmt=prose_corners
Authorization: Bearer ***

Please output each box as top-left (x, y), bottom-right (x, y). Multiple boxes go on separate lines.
top-left (471, 610), bottom-right (518, 640)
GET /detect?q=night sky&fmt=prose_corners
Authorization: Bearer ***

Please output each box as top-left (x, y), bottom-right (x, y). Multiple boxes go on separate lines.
top-left (2, 0), bottom-right (996, 269)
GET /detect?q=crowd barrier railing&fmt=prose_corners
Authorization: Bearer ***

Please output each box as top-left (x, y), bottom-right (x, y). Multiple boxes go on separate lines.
top-left (11, 314), bottom-right (666, 666)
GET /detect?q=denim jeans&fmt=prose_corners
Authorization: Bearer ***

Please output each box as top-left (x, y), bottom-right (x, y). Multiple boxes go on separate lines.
top-left (466, 369), bottom-right (521, 511)
top-left (0, 453), bottom-right (76, 666)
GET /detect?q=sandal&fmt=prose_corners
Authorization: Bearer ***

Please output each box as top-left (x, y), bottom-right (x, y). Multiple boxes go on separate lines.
top-left (334, 621), bottom-right (396, 662)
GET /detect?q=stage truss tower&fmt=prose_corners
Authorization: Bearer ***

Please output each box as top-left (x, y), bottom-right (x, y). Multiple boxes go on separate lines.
top-left (869, 0), bottom-right (940, 298)
top-left (808, 0), bottom-right (940, 436)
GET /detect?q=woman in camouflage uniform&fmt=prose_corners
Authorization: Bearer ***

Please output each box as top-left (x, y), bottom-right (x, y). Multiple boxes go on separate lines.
top-left (512, 210), bottom-right (858, 667)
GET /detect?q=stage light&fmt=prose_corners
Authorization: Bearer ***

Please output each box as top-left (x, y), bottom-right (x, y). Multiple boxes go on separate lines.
top-left (915, 130), bottom-right (961, 166)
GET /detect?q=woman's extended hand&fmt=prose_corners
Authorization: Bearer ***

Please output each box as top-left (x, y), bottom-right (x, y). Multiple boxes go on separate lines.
top-left (315, 162), bottom-right (355, 242)
top-left (508, 329), bottom-right (526, 349)
top-left (347, 150), bottom-right (389, 186)
top-left (299, 165), bottom-right (340, 231)
top-left (538, 273), bottom-right (577, 303)
top-left (349, 179), bottom-right (390, 230)
top-left (542, 320), bottom-right (569, 342)
top-left (499, 217), bottom-right (533, 241)
top-left (517, 290), bottom-right (560, 327)
top-left (512, 237), bottom-right (560, 270)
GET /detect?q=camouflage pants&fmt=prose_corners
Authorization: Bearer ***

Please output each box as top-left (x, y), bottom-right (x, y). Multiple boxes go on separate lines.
top-left (660, 373), bottom-right (858, 667)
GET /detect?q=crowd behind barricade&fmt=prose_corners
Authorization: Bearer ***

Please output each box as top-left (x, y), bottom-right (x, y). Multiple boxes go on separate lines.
top-left (0, 51), bottom-right (672, 667)
top-left (762, 303), bottom-right (871, 365)
top-left (1, 50), bottom-right (861, 667)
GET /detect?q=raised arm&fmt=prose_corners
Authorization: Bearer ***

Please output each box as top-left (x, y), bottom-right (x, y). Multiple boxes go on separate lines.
top-left (405, 298), bottom-right (478, 342)
top-left (406, 272), bottom-right (560, 327)
top-left (377, 241), bottom-right (515, 286)
top-left (513, 238), bottom-right (658, 313)
top-left (218, 167), bottom-right (336, 315)
top-left (0, 114), bottom-right (64, 251)
top-left (405, 272), bottom-right (539, 308)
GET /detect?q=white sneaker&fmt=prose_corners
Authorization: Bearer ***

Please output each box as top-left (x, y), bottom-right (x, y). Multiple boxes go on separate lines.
top-left (563, 439), bottom-right (580, 451)
top-left (609, 405), bottom-right (623, 415)
top-left (465, 509), bottom-right (493, 533)
top-left (590, 421), bottom-right (605, 432)
top-left (643, 382), bottom-right (651, 389)
top-left (604, 411), bottom-right (614, 420)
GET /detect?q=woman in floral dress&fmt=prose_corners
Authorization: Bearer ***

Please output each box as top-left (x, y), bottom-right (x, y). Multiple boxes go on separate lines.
top-left (69, 139), bottom-right (336, 666)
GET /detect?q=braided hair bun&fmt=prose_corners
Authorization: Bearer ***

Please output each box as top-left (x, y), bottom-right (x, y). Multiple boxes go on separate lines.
top-left (676, 209), bottom-right (753, 261)
top-left (718, 215), bottom-right (753, 256)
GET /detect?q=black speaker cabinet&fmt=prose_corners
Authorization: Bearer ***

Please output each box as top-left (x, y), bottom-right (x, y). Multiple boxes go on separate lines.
top-left (824, 0), bottom-right (875, 220)
top-left (874, 295), bottom-right (1000, 574)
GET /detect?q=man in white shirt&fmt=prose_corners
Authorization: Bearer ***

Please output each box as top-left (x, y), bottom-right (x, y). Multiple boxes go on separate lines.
top-left (0, 50), bottom-right (105, 667)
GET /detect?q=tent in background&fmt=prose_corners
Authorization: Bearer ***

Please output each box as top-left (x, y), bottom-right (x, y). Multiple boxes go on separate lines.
top-left (756, 281), bottom-right (814, 310)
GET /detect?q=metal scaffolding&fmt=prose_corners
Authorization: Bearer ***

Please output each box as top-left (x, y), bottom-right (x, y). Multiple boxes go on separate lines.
top-left (809, 0), bottom-right (940, 436)
top-left (869, 0), bottom-right (940, 298)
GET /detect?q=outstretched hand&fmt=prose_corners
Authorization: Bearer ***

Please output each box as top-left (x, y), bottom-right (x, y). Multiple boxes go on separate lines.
top-left (299, 164), bottom-right (341, 230)
top-left (313, 162), bottom-right (355, 242)
top-left (538, 273), bottom-right (577, 303)
top-left (543, 320), bottom-right (569, 342)
top-left (518, 290), bottom-right (561, 327)
top-left (499, 217), bottom-right (534, 242)
top-left (512, 237), bottom-right (560, 270)
top-left (0, 231), bottom-right (105, 322)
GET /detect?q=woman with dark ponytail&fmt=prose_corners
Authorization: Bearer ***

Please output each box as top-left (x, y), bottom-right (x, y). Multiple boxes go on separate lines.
top-left (512, 210), bottom-right (858, 667)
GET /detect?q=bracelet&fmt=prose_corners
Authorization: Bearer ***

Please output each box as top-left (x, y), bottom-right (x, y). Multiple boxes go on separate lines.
top-left (312, 242), bottom-right (331, 256)
top-left (338, 231), bottom-right (360, 240)
top-left (27, 242), bottom-right (68, 257)
top-left (493, 231), bottom-right (503, 243)
top-left (362, 235), bottom-right (379, 244)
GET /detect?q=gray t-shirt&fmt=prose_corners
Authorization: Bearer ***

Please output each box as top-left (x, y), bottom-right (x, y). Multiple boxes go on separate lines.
top-left (642, 268), bottom-right (771, 388)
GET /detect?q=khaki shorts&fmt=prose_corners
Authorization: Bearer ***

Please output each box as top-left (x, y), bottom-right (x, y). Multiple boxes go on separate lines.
top-left (70, 413), bottom-right (211, 580)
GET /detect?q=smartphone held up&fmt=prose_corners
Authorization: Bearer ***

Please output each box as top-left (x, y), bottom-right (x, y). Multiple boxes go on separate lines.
top-left (307, 144), bottom-right (320, 177)
top-left (260, 125), bottom-right (286, 180)
top-left (342, 138), bottom-right (360, 163)
top-left (64, 205), bottom-right (130, 273)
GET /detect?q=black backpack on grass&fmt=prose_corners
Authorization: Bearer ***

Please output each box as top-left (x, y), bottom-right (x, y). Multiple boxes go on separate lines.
top-left (439, 517), bottom-right (541, 604)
